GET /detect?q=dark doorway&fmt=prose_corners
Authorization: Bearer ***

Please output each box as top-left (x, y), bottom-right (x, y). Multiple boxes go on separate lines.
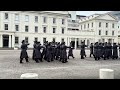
top-left (3, 35), bottom-right (9, 48)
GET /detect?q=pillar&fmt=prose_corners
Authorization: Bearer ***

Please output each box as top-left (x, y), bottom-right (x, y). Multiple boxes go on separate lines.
top-left (0, 34), bottom-right (2, 47)
top-left (9, 35), bottom-right (11, 48)
top-left (12, 35), bottom-right (15, 48)
top-left (75, 38), bottom-right (77, 49)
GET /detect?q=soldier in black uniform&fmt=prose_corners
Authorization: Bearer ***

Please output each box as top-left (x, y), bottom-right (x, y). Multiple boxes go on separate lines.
top-left (107, 43), bottom-right (112, 59)
top-left (93, 42), bottom-right (99, 60)
top-left (55, 42), bottom-right (60, 60)
top-left (90, 43), bottom-right (94, 57)
top-left (34, 42), bottom-right (44, 63)
top-left (112, 43), bottom-right (118, 59)
top-left (20, 40), bottom-right (29, 63)
top-left (80, 42), bottom-right (86, 59)
top-left (46, 42), bottom-right (52, 62)
top-left (103, 42), bottom-right (108, 60)
top-left (32, 41), bottom-right (37, 60)
top-left (68, 46), bottom-right (75, 59)
top-left (60, 42), bottom-right (69, 63)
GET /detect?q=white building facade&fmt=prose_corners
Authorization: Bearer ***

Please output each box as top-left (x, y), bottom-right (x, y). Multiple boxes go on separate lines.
top-left (0, 11), bottom-right (69, 48)
top-left (0, 11), bottom-right (119, 49)
top-left (79, 13), bottom-right (119, 44)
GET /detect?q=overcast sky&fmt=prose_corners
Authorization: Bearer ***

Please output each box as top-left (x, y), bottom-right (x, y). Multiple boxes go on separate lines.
top-left (76, 11), bottom-right (111, 16)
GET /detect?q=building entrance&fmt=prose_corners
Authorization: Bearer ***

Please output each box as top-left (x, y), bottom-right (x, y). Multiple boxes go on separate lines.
top-left (3, 35), bottom-right (9, 48)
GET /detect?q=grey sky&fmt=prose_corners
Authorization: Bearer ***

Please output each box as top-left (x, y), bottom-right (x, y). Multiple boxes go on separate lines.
top-left (76, 11), bottom-right (111, 16)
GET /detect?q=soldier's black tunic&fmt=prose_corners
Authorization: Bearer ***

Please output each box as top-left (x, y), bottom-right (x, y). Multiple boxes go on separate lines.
top-left (80, 44), bottom-right (86, 59)
top-left (46, 44), bottom-right (52, 62)
top-left (90, 44), bottom-right (94, 57)
top-left (68, 47), bottom-right (74, 59)
top-left (103, 43), bottom-right (108, 60)
top-left (34, 44), bottom-right (44, 63)
top-left (112, 44), bottom-right (118, 59)
top-left (93, 43), bottom-right (99, 60)
top-left (60, 44), bottom-right (69, 63)
top-left (41, 44), bottom-right (46, 60)
top-left (55, 43), bottom-right (60, 60)
top-left (32, 43), bottom-right (36, 60)
top-left (20, 43), bottom-right (29, 63)
top-left (107, 43), bottom-right (112, 59)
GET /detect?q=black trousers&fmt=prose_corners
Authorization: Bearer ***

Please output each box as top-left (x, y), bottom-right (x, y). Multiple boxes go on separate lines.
top-left (20, 58), bottom-right (28, 63)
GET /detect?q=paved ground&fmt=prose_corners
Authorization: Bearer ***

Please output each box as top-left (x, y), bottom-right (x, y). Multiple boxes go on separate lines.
top-left (0, 49), bottom-right (120, 79)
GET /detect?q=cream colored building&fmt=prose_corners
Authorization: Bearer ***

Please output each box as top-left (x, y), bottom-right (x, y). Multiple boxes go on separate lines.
top-left (0, 11), bottom-right (119, 49)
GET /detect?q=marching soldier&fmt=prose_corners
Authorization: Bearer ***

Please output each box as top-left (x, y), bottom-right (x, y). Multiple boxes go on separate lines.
top-left (108, 43), bottom-right (112, 59)
top-left (68, 46), bottom-right (75, 59)
top-left (103, 42), bottom-right (108, 60)
top-left (34, 42), bottom-right (44, 63)
top-left (46, 42), bottom-right (52, 62)
top-left (20, 40), bottom-right (29, 63)
top-left (112, 43), bottom-right (118, 59)
top-left (60, 42), bottom-right (69, 63)
top-left (80, 42), bottom-right (86, 59)
top-left (90, 43), bottom-right (94, 57)
top-left (94, 42), bottom-right (99, 60)
top-left (32, 41), bottom-right (37, 60)
top-left (55, 42), bottom-right (60, 60)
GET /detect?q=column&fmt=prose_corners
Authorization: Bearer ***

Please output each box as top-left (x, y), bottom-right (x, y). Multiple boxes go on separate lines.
top-left (12, 35), bottom-right (15, 48)
top-left (75, 38), bottom-right (77, 49)
top-left (9, 35), bottom-right (11, 48)
top-left (69, 38), bottom-right (71, 46)
top-left (0, 35), bottom-right (2, 47)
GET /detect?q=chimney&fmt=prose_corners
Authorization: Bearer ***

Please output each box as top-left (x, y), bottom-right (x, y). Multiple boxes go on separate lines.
top-left (69, 11), bottom-right (76, 20)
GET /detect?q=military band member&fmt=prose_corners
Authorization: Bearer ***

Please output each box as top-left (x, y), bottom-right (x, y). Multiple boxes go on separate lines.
top-left (80, 42), bottom-right (86, 59)
top-left (20, 40), bottom-right (29, 63)
top-left (90, 43), bottom-right (94, 57)
top-left (112, 43), bottom-right (118, 59)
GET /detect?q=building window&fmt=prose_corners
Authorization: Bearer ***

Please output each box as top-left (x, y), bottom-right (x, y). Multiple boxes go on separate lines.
top-left (62, 28), bottom-right (64, 34)
top-left (25, 15), bottom-right (29, 22)
top-left (34, 37), bottom-right (38, 42)
top-left (4, 24), bottom-right (8, 30)
top-left (84, 24), bottom-right (86, 29)
top-left (53, 38), bottom-right (56, 42)
top-left (81, 25), bottom-right (82, 30)
top-left (92, 22), bottom-right (93, 27)
top-left (25, 26), bottom-right (29, 32)
top-left (43, 38), bottom-right (46, 43)
top-left (106, 31), bottom-right (108, 35)
top-left (35, 26), bottom-right (38, 33)
top-left (15, 14), bottom-right (19, 21)
top-left (5, 13), bottom-right (8, 20)
top-left (15, 37), bottom-right (19, 44)
top-left (88, 23), bottom-right (89, 28)
top-left (112, 31), bottom-right (114, 36)
top-left (99, 22), bottom-right (101, 27)
top-left (99, 30), bottom-right (101, 35)
top-left (43, 17), bottom-right (47, 23)
top-left (62, 19), bottom-right (65, 24)
top-left (35, 16), bottom-right (38, 23)
top-left (53, 28), bottom-right (56, 33)
top-left (53, 18), bottom-right (56, 24)
top-left (15, 25), bottom-right (19, 31)
top-left (25, 37), bottom-right (28, 43)
top-left (43, 27), bottom-right (46, 33)
top-left (106, 23), bottom-right (108, 28)
top-left (112, 23), bottom-right (114, 28)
